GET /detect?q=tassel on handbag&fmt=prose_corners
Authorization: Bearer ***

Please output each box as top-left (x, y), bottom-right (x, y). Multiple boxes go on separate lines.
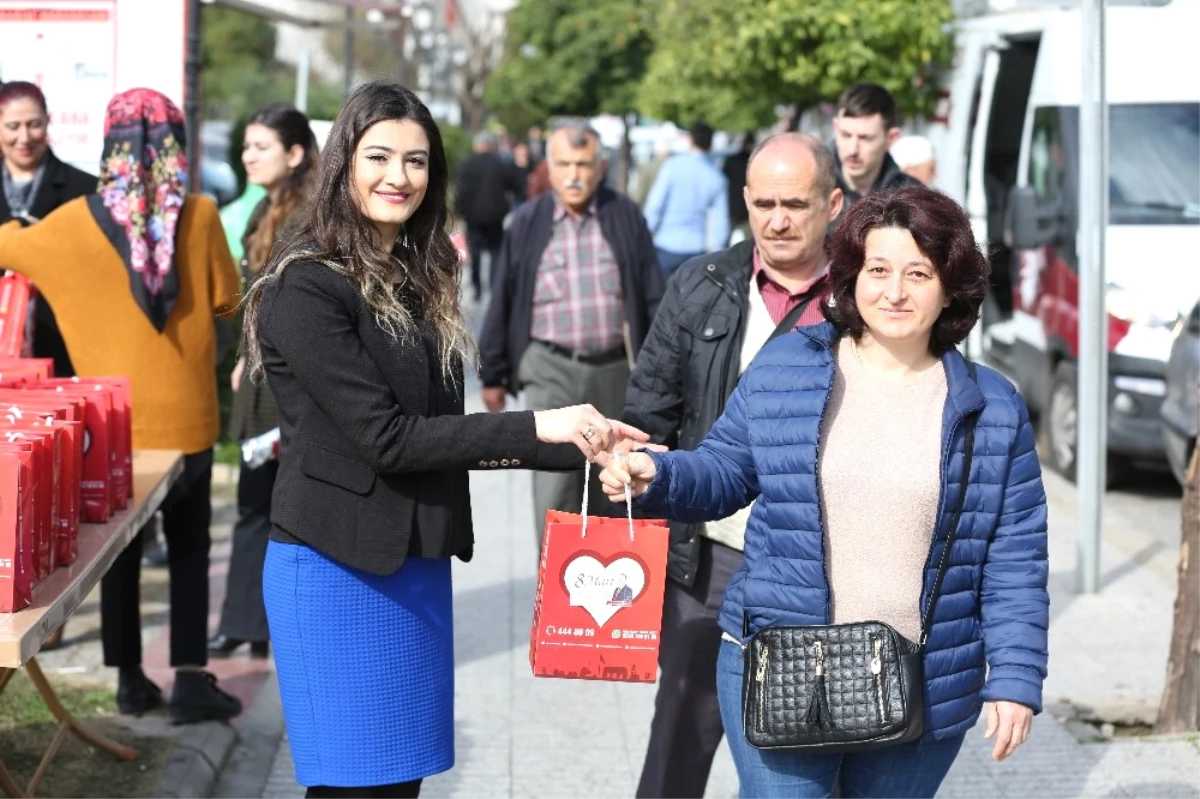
top-left (803, 640), bottom-right (832, 728)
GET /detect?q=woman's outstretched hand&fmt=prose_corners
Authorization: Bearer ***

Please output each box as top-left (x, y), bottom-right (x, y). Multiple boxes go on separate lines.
top-left (532, 405), bottom-right (650, 462)
top-left (599, 450), bottom-right (659, 501)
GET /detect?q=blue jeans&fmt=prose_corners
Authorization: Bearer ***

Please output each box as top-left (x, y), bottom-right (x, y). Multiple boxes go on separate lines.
top-left (656, 247), bottom-right (703, 282)
top-left (716, 641), bottom-right (965, 798)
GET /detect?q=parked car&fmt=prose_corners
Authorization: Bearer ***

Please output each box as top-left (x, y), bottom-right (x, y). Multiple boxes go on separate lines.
top-left (1162, 299), bottom-right (1199, 486)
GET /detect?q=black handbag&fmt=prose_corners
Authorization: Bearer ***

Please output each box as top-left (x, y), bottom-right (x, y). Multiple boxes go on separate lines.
top-left (741, 375), bottom-right (979, 753)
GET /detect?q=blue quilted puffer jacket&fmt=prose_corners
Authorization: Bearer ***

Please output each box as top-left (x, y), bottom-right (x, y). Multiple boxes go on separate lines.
top-left (636, 322), bottom-right (1049, 741)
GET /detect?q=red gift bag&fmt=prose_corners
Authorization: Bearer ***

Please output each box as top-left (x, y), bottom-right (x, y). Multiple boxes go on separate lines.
top-left (530, 465), bottom-right (669, 683)
top-left (0, 448), bottom-right (34, 612)
top-left (0, 275), bottom-right (31, 359)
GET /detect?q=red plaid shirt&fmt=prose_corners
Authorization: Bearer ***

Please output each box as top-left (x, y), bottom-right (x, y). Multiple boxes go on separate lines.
top-left (752, 247), bottom-right (830, 327)
top-left (529, 195), bottom-right (626, 353)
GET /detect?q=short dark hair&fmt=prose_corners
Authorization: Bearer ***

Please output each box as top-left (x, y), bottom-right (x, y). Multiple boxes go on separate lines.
top-left (822, 186), bottom-right (990, 354)
top-left (0, 81), bottom-right (48, 115)
top-left (836, 82), bottom-right (899, 131)
top-left (688, 122), bottom-right (714, 152)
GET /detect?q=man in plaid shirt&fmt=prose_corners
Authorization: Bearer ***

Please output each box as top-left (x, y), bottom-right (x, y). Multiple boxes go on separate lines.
top-left (480, 120), bottom-right (662, 544)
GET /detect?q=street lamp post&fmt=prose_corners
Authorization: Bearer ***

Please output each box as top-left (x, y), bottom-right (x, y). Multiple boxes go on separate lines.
top-left (343, 5), bottom-right (355, 97)
top-left (185, 0), bottom-right (203, 189)
top-left (1077, 0), bottom-right (1109, 594)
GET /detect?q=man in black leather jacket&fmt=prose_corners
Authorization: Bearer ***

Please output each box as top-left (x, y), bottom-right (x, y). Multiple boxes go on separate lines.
top-left (622, 134), bottom-right (843, 798)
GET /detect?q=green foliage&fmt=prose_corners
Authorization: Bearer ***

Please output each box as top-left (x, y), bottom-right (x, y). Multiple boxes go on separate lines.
top-left (485, 0), bottom-right (654, 132)
top-left (439, 121), bottom-right (471, 183)
top-left (201, 7), bottom-right (281, 120)
top-left (640, 0), bottom-right (955, 129)
top-left (202, 6), bottom-right (345, 125)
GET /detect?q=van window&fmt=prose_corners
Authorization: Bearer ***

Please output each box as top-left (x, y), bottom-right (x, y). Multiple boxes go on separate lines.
top-left (1027, 106), bottom-right (1079, 266)
top-left (1028, 103), bottom-right (1200, 228)
top-left (1028, 107), bottom-right (1074, 210)
top-left (1108, 103), bottom-right (1199, 225)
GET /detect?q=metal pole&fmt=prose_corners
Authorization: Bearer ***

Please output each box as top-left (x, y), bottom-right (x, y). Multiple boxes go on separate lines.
top-left (184, 0), bottom-right (203, 190)
top-left (343, 6), bottom-right (355, 97)
top-left (295, 51), bottom-right (311, 113)
top-left (1077, 0), bottom-right (1108, 593)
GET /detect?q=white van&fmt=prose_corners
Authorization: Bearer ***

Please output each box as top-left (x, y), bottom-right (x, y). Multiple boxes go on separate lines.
top-left (927, 0), bottom-right (1200, 482)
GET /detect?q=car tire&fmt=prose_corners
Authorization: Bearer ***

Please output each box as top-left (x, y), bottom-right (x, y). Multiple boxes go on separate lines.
top-left (1043, 361), bottom-right (1129, 488)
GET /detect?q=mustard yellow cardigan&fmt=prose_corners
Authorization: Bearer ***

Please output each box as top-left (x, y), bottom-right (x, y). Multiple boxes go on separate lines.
top-left (0, 195), bottom-right (241, 454)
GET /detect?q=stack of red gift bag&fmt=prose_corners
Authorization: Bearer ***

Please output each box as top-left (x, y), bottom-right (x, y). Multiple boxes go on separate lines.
top-left (0, 274), bottom-right (134, 612)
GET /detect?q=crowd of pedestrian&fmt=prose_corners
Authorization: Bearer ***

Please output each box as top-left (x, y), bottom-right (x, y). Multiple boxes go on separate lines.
top-left (0, 72), bottom-right (1048, 799)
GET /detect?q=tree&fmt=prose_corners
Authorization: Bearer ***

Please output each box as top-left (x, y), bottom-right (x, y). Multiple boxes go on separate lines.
top-left (639, 0), bottom-right (955, 130)
top-left (1156, 441), bottom-right (1200, 733)
top-left (201, 7), bottom-right (283, 120)
top-left (456, 18), bottom-right (506, 135)
top-left (485, 0), bottom-right (654, 184)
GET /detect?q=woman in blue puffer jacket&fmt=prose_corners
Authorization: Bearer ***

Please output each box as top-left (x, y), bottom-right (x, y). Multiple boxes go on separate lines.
top-left (600, 185), bottom-right (1049, 798)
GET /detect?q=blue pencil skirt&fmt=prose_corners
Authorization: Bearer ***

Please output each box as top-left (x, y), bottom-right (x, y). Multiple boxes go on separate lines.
top-left (263, 540), bottom-right (455, 787)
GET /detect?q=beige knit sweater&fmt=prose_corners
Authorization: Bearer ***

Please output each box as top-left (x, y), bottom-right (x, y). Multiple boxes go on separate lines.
top-left (818, 336), bottom-right (948, 642)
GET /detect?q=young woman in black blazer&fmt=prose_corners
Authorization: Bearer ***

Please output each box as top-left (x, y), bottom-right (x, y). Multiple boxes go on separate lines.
top-left (240, 82), bottom-right (643, 799)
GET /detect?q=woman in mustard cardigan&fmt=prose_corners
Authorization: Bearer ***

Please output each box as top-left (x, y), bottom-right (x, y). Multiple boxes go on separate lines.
top-left (0, 88), bottom-right (245, 724)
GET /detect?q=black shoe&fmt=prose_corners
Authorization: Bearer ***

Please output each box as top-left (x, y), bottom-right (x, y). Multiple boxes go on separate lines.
top-left (117, 667), bottom-right (164, 716)
top-left (170, 671), bottom-right (243, 724)
top-left (207, 634), bottom-right (270, 659)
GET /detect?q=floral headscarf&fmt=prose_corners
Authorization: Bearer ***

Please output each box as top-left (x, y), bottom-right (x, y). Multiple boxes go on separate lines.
top-left (96, 89), bottom-right (187, 331)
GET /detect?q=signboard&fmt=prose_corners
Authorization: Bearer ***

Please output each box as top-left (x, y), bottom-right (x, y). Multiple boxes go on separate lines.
top-left (0, 0), bottom-right (186, 175)
top-left (0, 2), bottom-right (116, 173)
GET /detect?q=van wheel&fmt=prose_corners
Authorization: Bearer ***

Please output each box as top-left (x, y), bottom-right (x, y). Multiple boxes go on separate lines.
top-left (1043, 362), bottom-right (1129, 487)
top-left (1046, 362), bottom-right (1079, 480)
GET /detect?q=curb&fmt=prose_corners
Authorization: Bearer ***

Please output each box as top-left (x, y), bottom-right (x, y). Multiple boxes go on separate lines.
top-left (154, 721), bottom-right (239, 799)
top-left (151, 495), bottom-right (250, 799)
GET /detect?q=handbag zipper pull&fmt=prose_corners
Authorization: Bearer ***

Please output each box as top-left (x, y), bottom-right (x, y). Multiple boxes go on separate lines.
top-left (756, 644), bottom-right (768, 682)
top-left (871, 637), bottom-right (886, 721)
top-left (814, 640), bottom-right (824, 677)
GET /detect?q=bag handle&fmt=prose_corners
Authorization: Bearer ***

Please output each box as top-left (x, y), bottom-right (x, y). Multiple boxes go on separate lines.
top-left (580, 457), bottom-right (636, 542)
top-left (918, 360), bottom-right (979, 647)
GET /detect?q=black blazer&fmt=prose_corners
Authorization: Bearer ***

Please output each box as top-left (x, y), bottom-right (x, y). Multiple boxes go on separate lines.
top-left (478, 187), bottom-right (664, 392)
top-left (258, 258), bottom-right (581, 575)
top-left (0, 150), bottom-right (97, 376)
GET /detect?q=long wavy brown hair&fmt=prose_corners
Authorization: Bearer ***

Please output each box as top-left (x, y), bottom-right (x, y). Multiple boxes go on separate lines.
top-left (241, 82), bottom-right (471, 384)
top-left (243, 104), bottom-right (319, 272)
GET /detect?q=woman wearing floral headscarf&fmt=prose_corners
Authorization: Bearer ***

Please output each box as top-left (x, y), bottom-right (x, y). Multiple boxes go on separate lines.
top-left (0, 88), bottom-right (244, 723)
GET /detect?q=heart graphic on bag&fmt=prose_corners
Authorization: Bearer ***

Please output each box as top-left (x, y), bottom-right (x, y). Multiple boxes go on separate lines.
top-left (562, 553), bottom-right (647, 627)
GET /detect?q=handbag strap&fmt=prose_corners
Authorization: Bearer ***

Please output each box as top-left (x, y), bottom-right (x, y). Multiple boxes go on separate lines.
top-left (917, 360), bottom-right (979, 647)
top-left (765, 292), bottom-right (818, 345)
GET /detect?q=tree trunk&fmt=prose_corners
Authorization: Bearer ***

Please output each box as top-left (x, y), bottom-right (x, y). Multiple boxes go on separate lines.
top-left (617, 112), bottom-right (635, 194)
top-left (785, 102), bottom-right (806, 132)
top-left (1155, 440), bottom-right (1200, 733)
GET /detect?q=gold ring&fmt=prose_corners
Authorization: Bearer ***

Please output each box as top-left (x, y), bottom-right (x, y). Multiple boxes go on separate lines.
top-left (582, 425), bottom-right (596, 441)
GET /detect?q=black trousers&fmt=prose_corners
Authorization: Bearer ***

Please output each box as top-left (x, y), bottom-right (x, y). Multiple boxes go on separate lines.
top-left (636, 538), bottom-right (744, 799)
top-left (466, 222), bottom-right (504, 299)
top-left (216, 457), bottom-right (277, 642)
top-left (101, 450), bottom-right (214, 669)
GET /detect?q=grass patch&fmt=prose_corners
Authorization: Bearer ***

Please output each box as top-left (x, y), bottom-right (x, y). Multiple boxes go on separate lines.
top-left (0, 675), bottom-right (114, 726)
top-left (0, 675), bottom-right (172, 798)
